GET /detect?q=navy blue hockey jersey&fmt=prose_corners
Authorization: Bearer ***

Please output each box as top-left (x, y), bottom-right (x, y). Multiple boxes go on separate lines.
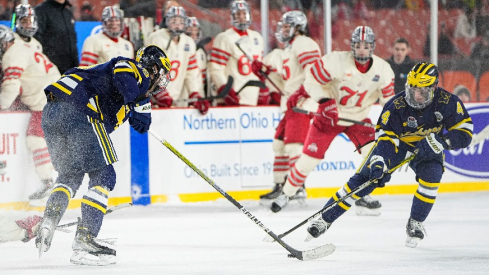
top-left (44, 57), bottom-right (151, 133)
top-left (374, 87), bottom-right (473, 161)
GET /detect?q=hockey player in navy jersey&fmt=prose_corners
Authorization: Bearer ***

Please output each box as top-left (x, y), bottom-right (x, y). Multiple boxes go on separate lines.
top-left (305, 62), bottom-right (473, 248)
top-left (35, 45), bottom-right (171, 265)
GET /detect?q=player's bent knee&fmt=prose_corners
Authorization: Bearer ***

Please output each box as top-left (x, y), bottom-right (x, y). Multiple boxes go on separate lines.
top-left (284, 143), bottom-right (303, 158)
top-left (294, 154), bottom-right (322, 175)
top-left (88, 165), bottom-right (116, 191)
top-left (272, 139), bottom-right (285, 155)
top-left (25, 136), bottom-right (48, 151)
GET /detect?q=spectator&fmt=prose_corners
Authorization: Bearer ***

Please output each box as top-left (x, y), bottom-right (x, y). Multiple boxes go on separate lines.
top-left (386, 38), bottom-right (416, 94)
top-left (79, 1), bottom-right (97, 21)
top-left (0, 0), bottom-right (16, 20)
top-left (159, 0), bottom-right (180, 28)
top-left (470, 30), bottom-right (489, 59)
top-left (120, 0), bottom-right (157, 18)
top-left (453, 85), bottom-right (472, 102)
top-left (454, 7), bottom-right (477, 39)
top-left (424, 22), bottom-right (459, 57)
top-left (34, 0), bottom-right (78, 74)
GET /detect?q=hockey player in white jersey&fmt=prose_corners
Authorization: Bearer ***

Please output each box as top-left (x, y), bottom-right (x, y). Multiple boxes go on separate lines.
top-left (271, 26), bottom-right (395, 213)
top-left (209, 0), bottom-right (264, 106)
top-left (80, 6), bottom-right (134, 66)
top-left (146, 6), bottom-right (209, 115)
top-left (185, 17), bottom-right (208, 98)
top-left (257, 11), bottom-right (321, 202)
top-left (0, 6), bottom-right (61, 201)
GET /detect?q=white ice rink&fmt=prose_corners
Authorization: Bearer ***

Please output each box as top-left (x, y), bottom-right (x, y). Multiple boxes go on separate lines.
top-left (1, 192), bottom-right (489, 275)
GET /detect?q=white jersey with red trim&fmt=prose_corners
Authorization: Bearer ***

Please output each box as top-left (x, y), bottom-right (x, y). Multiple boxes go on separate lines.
top-left (262, 48), bottom-right (284, 93)
top-left (80, 32), bottom-right (134, 66)
top-left (209, 28), bottom-right (264, 105)
top-left (304, 51), bottom-right (394, 125)
top-left (281, 35), bottom-right (321, 111)
top-left (183, 47), bottom-right (207, 98)
top-left (146, 29), bottom-right (201, 106)
top-left (0, 33), bottom-right (61, 111)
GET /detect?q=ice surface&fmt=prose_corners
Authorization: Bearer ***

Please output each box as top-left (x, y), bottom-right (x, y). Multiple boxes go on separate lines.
top-left (1, 192), bottom-right (488, 274)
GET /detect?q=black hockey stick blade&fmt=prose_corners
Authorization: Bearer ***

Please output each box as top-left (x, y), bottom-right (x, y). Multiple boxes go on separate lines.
top-left (56, 203), bottom-right (133, 230)
top-left (148, 129), bottom-right (335, 260)
top-left (263, 152), bottom-right (418, 243)
top-left (237, 80), bottom-right (266, 95)
top-left (292, 107), bottom-right (376, 128)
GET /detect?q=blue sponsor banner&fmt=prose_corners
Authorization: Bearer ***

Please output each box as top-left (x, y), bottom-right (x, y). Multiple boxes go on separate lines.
top-left (444, 105), bottom-right (489, 178)
top-left (130, 128), bottom-right (151, 205)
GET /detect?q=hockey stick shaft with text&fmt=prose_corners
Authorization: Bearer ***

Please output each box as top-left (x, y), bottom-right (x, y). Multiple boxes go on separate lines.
top-left (149, 129), bottom-right (335, 261)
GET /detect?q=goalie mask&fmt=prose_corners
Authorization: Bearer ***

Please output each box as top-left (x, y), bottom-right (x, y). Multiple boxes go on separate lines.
top-left (230, 1), bottom-right (251, 31)
top-left (136, 45), bottom-right (172, 96)
top-left (185, 17), bottom-right (202, 42)
top-left (275, 10), bottom-right (307, 43)
top-left (102, 6), bottom-right (124, 38)
top-left (0, 25), bottom-right (14, 58)
top-left (351, 26), bottom-right (375, 63)
top-left (405, 62), bottom-right (439, 110)
top-left (165, 6), bottom-right (187, 36)
top-left (14, 4), bottom-right (38, 37)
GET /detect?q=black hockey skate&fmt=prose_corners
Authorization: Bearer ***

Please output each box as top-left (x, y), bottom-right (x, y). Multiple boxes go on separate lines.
top-left (29, 179), bottom-right (54, 200)
top-left (305, 217), bottom-right (331, 241)
top-left (70, 220), bottom-right (116, 266)
top-left (259, 182), bottom-right (284, 200)
top-left (405, 217), bottom-right (426, 248)
top-left (355, 195), bottom-right (381, 216)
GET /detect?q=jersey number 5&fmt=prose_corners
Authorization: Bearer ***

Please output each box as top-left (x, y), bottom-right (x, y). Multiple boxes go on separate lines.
top-left (339, 86), bottom-right (367, 107)
top-left (34, 52), bottom-right (53, 73)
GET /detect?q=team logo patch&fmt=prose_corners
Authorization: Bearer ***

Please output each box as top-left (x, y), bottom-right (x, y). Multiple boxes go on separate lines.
top-left (307, 143), bottom-right (318, 153)
top-left (434, 111), bottom-right (443, 122)
top-left (407, 116), bottom-right (418, 128)
top-left (184, 44), bottom-right (189, 51)
top-left (254, 38), bottom-right (258, 45)
top-left (372, 74), bottom-right (380, 82)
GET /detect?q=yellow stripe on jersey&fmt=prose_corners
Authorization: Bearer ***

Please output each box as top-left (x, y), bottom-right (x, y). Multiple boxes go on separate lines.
top-left (95, 95), bottom-right (104, 121)
top-left (69, 74), bottom-right (83, 81)
top-left (114, 68), bottom-right (134, 74)
top-left (128, 62), bottom-right (142, 84)
top-left (400, 136), bottom-right (424, 143)
top-left (81, 198), bottom-right (107, 213)
top-left (52, 82), bottom-right (72, 95)
top-left (377, 136), bottom-right (399, 153)
top-left (90, 118), bottom-right (116, 164)
top-left (87, 103), bottom-right (98, 112)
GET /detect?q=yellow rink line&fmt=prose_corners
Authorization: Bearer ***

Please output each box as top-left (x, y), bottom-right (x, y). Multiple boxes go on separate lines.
top-left (1, 181), bottom-right (488, 211)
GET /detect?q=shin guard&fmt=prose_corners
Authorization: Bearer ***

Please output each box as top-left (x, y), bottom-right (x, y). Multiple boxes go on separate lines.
top-left (282, 154), bottom-right (321, 197)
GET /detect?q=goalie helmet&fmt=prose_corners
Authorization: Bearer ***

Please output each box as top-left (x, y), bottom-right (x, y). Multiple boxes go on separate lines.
top-left (185, 17), bottom-right (202, 42)
top-left (102, 6), bottom-right (124, 38)
top-left (165, 6), bottom-right (187, 35)
top-left (136, 45), bottom-right (172, 96)
top-left (405, 62), bottom-right (439, 109)
top-left (275, 11), bottom-right (307, 43)
top-left (351, 26), bottom-right (375, 63)
top-left (230, 1), bottom-right (251, 31)
top-left (0, 25), bottom-right (14, 58)
top-left (14, 4), bottom-right (38, 37)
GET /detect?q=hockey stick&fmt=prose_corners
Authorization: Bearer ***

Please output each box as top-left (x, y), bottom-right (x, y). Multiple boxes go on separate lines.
top-left (236, 80), bottom-right (266, 95)
top-left (235, 37), bottom-right (285, 96)
top-left (292, 107), bottom-right (376, 128)
top-left (173, 75), bottom-right (234, 104)
top-left (148, 129), bottom-right (335, 260)
top-left (56, 202), bottom-right (133, 231)
top-left (264, 151), bottom-right (417, 243)
top-left (469, 124), bottom-right (489, 147)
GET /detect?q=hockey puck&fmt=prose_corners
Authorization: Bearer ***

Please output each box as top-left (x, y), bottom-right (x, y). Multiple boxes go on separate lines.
top-left (287, 253), bottom-right (296, 258)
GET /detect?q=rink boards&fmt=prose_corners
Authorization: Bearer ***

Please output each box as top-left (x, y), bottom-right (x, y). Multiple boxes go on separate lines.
top-left (1, 104), bottom-right (488, 208)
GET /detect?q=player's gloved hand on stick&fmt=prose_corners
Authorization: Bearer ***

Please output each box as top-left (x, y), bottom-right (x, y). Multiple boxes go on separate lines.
top-left (287, 85), bottom-right (309, 110)
top-left (415, 132), bottom-right (448, 162)
top-left (153, 87), bottom-right (173, 108)
top-left (257, 86), bottom-right (271, 105)
top-left (270, 91), bottom-right (281, 106)
top-left (251, 60), bottom-right (272, 81)
top-left (129, 97), bottom-right (152, 134)
top-left (369, 155), bottom-right (391, 187)
top-left (218, 84), bottom-right (239, 106)
top-left (189, 92), bottom-right (210, 115)
top-left (312, 98), bottom-right (339, 129)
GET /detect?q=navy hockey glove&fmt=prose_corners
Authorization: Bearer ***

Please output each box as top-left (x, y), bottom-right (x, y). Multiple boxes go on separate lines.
top-left (415, 133), bottom-right (448, 162)
top-left (129, 98), bottom-right (152, 134)
top-left (369, 155), bottom-right (391, 187)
